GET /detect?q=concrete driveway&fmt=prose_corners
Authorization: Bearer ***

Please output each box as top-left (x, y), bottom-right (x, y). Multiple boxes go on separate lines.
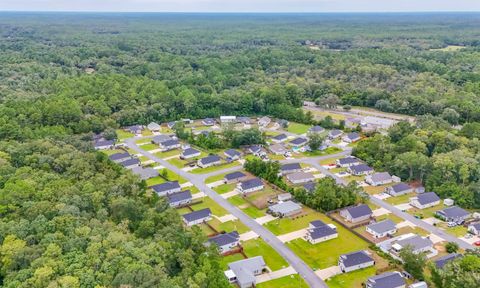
top-left (315, 266), bottom-right (342, 280)
top-left (256, 266), bottom-right (297, 284)
top-left (278, 229), bottom-right (307, 243)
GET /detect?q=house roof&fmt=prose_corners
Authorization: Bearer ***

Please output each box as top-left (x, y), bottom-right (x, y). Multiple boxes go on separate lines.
top-left (303, 182), bottom-right (316, 192)
top-left (152, 135), bottom-right (172, 143)
top-left (228, 256), bottom-right (265, 286)
top-left (182, 208), bottom-right (211, 222)
top-left (199, 155), bottom-right (221, 165)
top-left (310, 220), bottom-right (327, 228)
top-left (94, 139), bottom-right (115, 147)
top-left (350, 164), bottom-right (374, 174)
top-left (369, 172), bottom-right (392, 183)
top-left (167, 190), bottom-right (192, 203)
top-left (329, 129), bottom-right (343, 137)
top-left (366, 271), bottom-right (405, 288)
top-left (309, 225), bottom-right (337, 239)
top-left (340, 250), bottom-right (373, 268)
top-left (125, 125), bottom-right (143, 132)
top-left (287, 171), bottom-right (315, 182)
top-left (272, 134), bottom-right (288, 141)
top-left (167, 121), bottom-right (177, 128)
top-left (208, 231), bottom-right (239, 247)
top-left (224, 149), bottom-right (241, 158)
top-left (109, 152), bottom-right (131, 161)
top-left (269, 201), bottom-right (302, 215)
top-left (281, 163), bottom-right (302, 171)
top-left (130, 167), bottom-right (159, 180)
top-left (269, 143), bottom-right (287, 154)
top-left (147, 122), bottom-right (161, 130)
top-left (151, 181), bottom-right (180, 193)
top-left (346, 132), bottom-right (361, 140)
top-left (390, 182), bottom-right (412, 193)
top-left (182, 147), bottom-right (200, 156)
top-left (160, 139), bottom-right (180, 147)
top-left (236, 116), bottom-right (251, 124)
top-left (367, 219), bottom-right (396, 235)
top-left (289, 137), bottom-right (308, 145)
top-left (395, 235), bottom-right (433, 251)
top-left (469, 222), bottom-right (480, 231)
top-left (415, 192), bottom-right (440, 205)
top-left (437, 206), bottom-right (470, 219)
top-left (344, 204), bottom-right (373, 219)
top-left (119, 158), bottom-right (140, 167)
top-left (240, 178), bottom-right (263, 190)
top-left (309, 125), bottom-right (325, 133)
top-left (202, 118), bottom-right (215, 125)
top-left (249, 145), bottom-right (262, 153)
top-left (434, 253), bottom-right (462, 269)
top-left (225, 171), bottom-right (247, 181)
top-left (258, 116), bottom-right (271, 125)
top-left (337, 157), bottom-right (361, 165)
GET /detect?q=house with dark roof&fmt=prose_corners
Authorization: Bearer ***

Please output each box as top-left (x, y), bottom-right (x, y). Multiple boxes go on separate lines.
top-left (366, 220), bottom-right (397, 238)
top-left (224, 149), bottom-right (241, 161)
top-left (238, 178), bottom-right (264, 194)
top-left (278, 193), bottom-right (292, 202)
top-left (119, 158), bottom-right (140, 169)
top-left (124, 125), bottom-right (144, 134)
top-left (390, 234), bottom-right (435, 257)
top-left (338, 250), bottom-right (375, 273)
top-left (343, 132), bottom-right (361, 143)
top-left (147, 122), bottom-right (161, 132)
top-left (305, 220), bottom-right (338, 244)
top-left (94, 139), bottom-right (115, 150)
top-left (288, 137), bottom-right (308, 148)
top-left (309, 125), bottom-right (325, 134)
top-left (180, 148), bottom-right (201, 159)
top-left (182, 208), bottom-right (212, 226)
top-left (130, 166), bottom-right (159, 180)
top-left (150, 181), bottom-right (182, 196)
top-left (277, 119), bottom-right (289, 128)
top-left (336, 157), bottom-right (362, 168)
top-left (202, 118), bottom-right (216, 126)
top-left (434, 253), bottom-right (462, 269)
top-left (286, 171), bottom-right (315, 184)
top-left (348, 164), bottom-right (374, 176)
top-left (207, 231), bottom-right (240, 254)
top-left (271, 133), bottom-right (288, 143)
top-left (303, 182), bottom-right (316, 192)
top-left (435, 206), bottom-right (470, 224)
top-left (366, 172), bottom-right (396, 186)
top-left (224, 256), bottom-right (266, 288)
top-left (197, 155), bottom-right (222, 168)
top-left (248, 145), bottom-right (264, 156)
top-left (409, 192), bottom-right (440, 209)
top-left (386, 183), bottom-right (414, 197)
top-left (269, 143), bottom-right (288, 155)
top-left (340, 204), bottom-right (373, 223)
top-left (167, 121), bottom-right (177, 129)
top-left (468, 222), bottom-right (480, 235)
top-left (167, 190), bottom-right (192, 208)
top-left (280, 163), bottom-right (302, 175)
top-left (236, 117), bottom-right (251, 125)
top-left (152, 135), bottom-right (172, 144)
top-left (268, 201), bottom-right (303, 217)
top-left (109, 152), bottom-right (131, 163)
top-left (365, 271), bottom-right (406, 288)
top-left (329, 129), bottom-right (343, 139)
top-left (224, 171), bottom-right (248, 184)
top-left (159, 139), bottom-right (181, 151)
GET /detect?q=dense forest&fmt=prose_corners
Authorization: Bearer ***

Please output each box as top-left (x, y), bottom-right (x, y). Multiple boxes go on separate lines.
top-left (1, 12), bottom-right (480, 287)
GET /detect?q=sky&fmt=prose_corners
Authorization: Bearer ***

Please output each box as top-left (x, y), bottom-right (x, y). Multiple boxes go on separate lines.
top-left (0, 0), bottom-right (479, 13)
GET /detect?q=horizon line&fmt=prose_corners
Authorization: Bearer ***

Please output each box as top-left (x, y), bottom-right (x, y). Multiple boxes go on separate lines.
top-left (1, 10), bottom-right (480, 14)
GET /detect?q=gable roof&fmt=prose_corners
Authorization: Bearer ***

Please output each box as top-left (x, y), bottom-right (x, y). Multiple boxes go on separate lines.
top-left (167, 190), bottom-right (192, 203)
top-left (249, 145), bottom-right (262, 153)
top-left (289, 137), bottom-right (308, 145)
top-left (208, 231), bottom-right (240, 247)
top-left (147, 122), bottom-right (161, 130)
top-left (240, 178), bottom-right (263, 190)
top-left (310, 220), bottom-right (327, 228)
top-left (367, 219), bottom-right (396, 234)
top-left (303, 182), bottom-right (316, 192)
top-left (160, 139), bottom-right (180, 147)
top-left (344, 204), bottom-right (373, 219)
top-left (272, 134), bottom-right (288, 141)
top-left (152, 135), bottom-right (172, 143)
top-left (329, 129), bottom-right (343, 137)
top-left (287, 171), bottom-right (315, 182)
top-left (94, 139), bottom-right (115, 147)
top-left (228, 256), bottom-right (265, 286)
top-left (150, 181), bottom-right (180, 193)
top-left (470, 222), bottom-right (480, 231)
top-left (366, 271), bottom-right (405, 288)
top-left (199, 155), bottom-right (221, 165)
top-left (130, 167), bottom-right (159, 180)
top-left (225, 171), bottom-right (247, 181)
top-left (390, 182), bottom-right (412, 193)
top-left (415, 192), bottom-right (440, 205)
top-left (224, 149), bottom-right (241, 158)
top-left (182, 208), bottom-right (211, 222)
top-left (182, 147), bottom-right (200, 156)
top-left (309, 225), bottom-right (337, 239)
top-left (281, 163), bottom-right (302, 171)
top-left (202, 118), bottom-right (215, 125)
top-left (340, 250), bottom-right (373, 268)
top-left (309, 125), bottom-right (325, 133)
top-left (395, 235), bottom-right (433, 251)
top-left (119, 158), bottom-right (140, 167)
top-left (269, 143), bottom-right (287, 154)
top-left (236, 116), bottom-right (251, 124)
top-left (437, 206), bottom-right (470, 219)
top-left (346, 132), bottom-right (361, 140)
top-left (434, 253), bottom-right (462, 269)
top-left (369, 172), bottom-right (392, 183)
top-left (269, 201), bottom-right (302, 215)
top-left (350, 164), bottom-right (374, 174)
top-left (109, 152), bottom-right (131, 161)
top-left (337, 157), bottom-right (361, 165)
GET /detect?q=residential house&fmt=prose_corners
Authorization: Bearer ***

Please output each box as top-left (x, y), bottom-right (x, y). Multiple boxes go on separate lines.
top-left (340, 204), bottom-right (373, 223)
top-left (223, 171), bottom-right (248, 184)
top-left (390, 235), bottom-right (435, 257)
top-left (409, 192), bottom-right (441, 209)
top-left (202, 118), bottom-right (216, 126)
top-left (366, 220), bottom-right (397, 238)
top-left (258, 116), bottom-right (271, 127)
top-left (336, 157), bottom-right (362, 168)
top-left (280, 163), bottom-right (302, 175)
top-left (119, 158), bottom-right (140, 169)
top-left (277, 119), bottom-right (289, 128)
top-left (286, 171), bottom-right (315, 184)
top-left (147, 122), bottom-right (161, 132)
top-left (197, 155), bottom-right (222, 168)
top-left (468, 222), bottom-right (480, 235)
top-left (167, 121), bottom-right (177, 129)
top-left (409, 282), bottom-right (428, 288)
top-left (181, 148), bottom-right (201, 159)
top-left (130, 167), bottom-right (159, 180)
top-left (152, 135), bottom-right (172, 144)
top-left (434, 253), bottom-right (462, 269)
top-left (346, 117), bottom-right (362, 128)
top-left (303, 182), bottom-right (316, 192)
top-left (435, 206), bottom-right (470, 224)
top-left (309, 125), bottom-right (325, 134)
top-left (124, 125), bottom-right (143, 134)
top-left (348, 164), bottom-right (374, 176)
top-left (278, 193), bottom-right (292, 202)
top-left (366, 172), bottom-right (396, 186)
top-left (305, 220), bottom-right (338, 244)
top-left (289, 137), bottom-right (308, 148)
top-left (269, 143), bottom-right (288, 155)
top-left (268, 201), bottom-right (302, 217)
top-left (238, 178), bottom-right (264, 194)
top-left (167, 190), bottom-right (192, 208)
top-left (159, 139), bottom-right (181, 151)
top-left (248, 145), bottom-right (264, 157)
top-left (220, 116), bottom-right (236, 124)
top-left (151, 181), bottom-right (182, 197)
top-left (329, 129), bottom-right (343, 139)
top-left (365, 271), bottom-right (406, 288)
top-left (386, 183), bottom-right (414, 197)
top-left (109, 152), bottom-right (131, 163)
top-left (182, 208), bottom-right (212, 226)
top-left (224, 149), bottom-right (241, 161)
top-left (224, 256), bottom-right (266, 288)
top-left (343, 132), bottom-right (361, 143)
top-left (207, 231), bottom-right (240, 254)
top-left (271, 133), bottom-right (288, 143)
top-left (94, 139), bottom-right (115, 150)
top-left (339, 250), bottom-right (375, 273)
top-left (236, 117), bottom-right (251, 125)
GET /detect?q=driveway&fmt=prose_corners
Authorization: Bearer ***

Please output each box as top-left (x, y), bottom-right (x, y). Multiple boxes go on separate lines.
top-left (256, 266), bottom-right (297, 284)
top-left (277, 229), bottom-right (307, 243)
top-left (315, 266), bottom-right (342, 280)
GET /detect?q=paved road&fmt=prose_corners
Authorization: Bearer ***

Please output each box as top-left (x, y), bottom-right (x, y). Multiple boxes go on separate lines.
top-left (125, 138), bottom-right (329, 288)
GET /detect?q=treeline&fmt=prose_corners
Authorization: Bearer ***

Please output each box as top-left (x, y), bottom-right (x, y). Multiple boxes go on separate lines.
top-left (353, 118), bottom-right (480, 208)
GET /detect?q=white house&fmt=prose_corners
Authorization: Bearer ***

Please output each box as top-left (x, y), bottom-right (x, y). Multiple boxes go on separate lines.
top-left (468, 222), bottom-right (480, 235)
top-left (238, 178), bottom-right (264, 194)
top-left (339, 250), bottom-right (375, 273)
top-left (366, 219), bottom-right (397, 238)
top-left (409, 192), bottom-right (441, 209)
top-left (182, 208), bottom-right (212, 226)
top-left (340, 204), bottom-right (373, 223)
top-left (220, 116), bottom-right (236, 124)
top-left (224, 256), bottom-right (266, 288)
top-left (365, 172), bottom-right (398, 186)
top-left (207, 231), bottom-right (240, 254)
top-left (366, 272), bottom-right (406, 288)
top-left (386, 183), bottom-right (414, 196)
top-left (305, 220), bottom-right (338, 244)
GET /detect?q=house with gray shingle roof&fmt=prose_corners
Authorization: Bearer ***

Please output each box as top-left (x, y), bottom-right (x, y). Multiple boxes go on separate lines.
top-left (238, 178), bottom-right (264, 194)
top-left (336, 157), bottom-right (362, 168)
top-left (223, 171), bottom-right (248, 184)
top-left (366, 172), bottom-right (395, 186)
top-left (303, 182), bottom-right (316, 192)
top-left (435, 206), bottom-right (470, 224)
top-left (366, 271), bottom-right (406, 288)
top-left (269, 143), bottom-right (288, 155)
top-left (366, 220), bottom-right (397, 238)
top-left (224, 149), bottom-right (241, 161)
top-left (289, 137), bottom-right (308, 148)
top-left (94, 139), bottom-right (115, 150)
top-left (268, 201), bottom-right (302, 217)
top-left (167, 121), bottom-right (177, 129)
top-left (343, 132), bottom-right (361, 143)
top-left (338, 250), bottom-right (375, 273)
top-left (152, 134), bottom-right (172, 144)
top-left (348, 164), bottom-right (374, 176)
top-left (468, 222), bottom-right (480, 235)
top-left (202, 118), bottom-right (216, 126)
top-left (150, 181), bottom-right (181, 196)
top-left (434, 253), bottom-right (462, 269)
top-left (271, 133), bottom-right (288, 143)
top-left (109, 152), bottom-right (131, 163)
top-left (409, 192), bottom-right (440, 209)
top-left (280, 163), bottom-right (302, 175)
top-left (147, 122), bottom-right (161, 132)
top-left (391, 234), bottom-right (434, 256)
top-left (224, 256), bottom-right (266, 288)
top-left (167, 190), bottom-right (192, 208)
top-left (305, 220), bottom-right (338, 244)
top-left (197, 155), bottom-right (221, 168)
top-left (309, 125), bottom-right (325, 134)
top-left (181, 147), bottom-right (201, 159)
top-left (329, 129), bottom-right (343, 139)
top-left (340, 204), bottom-right (373, 223)
top-left (386, 183), bottom-right (414, 196)
top-left (182, 208), bottom-right (212, 226)
top-left (130, 166), bottom-right (159, 180)
top-left (119, 158), bottom-right (140, 169)
top-left (159, 139), bottom-right (181, 151)
top-left (258, 116), bottom-right (271, 127)
top-left (207, 231), bottom-right (240, 254)
top-left (286, 171), bottom-right (315, 184)
top-left (124, 125), bottom-right (144, 134)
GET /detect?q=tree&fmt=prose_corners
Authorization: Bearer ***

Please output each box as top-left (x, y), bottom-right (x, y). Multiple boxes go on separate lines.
top-left (308, 133), bottom-right (325, 151)
top-left (441, 108), bottom-right (460, 125)
top-left (445, 242), bottom-right (459, 253)
top-left (399, 246), bottom-right (426, 281)
top-left (430, 253), bottom-right (480, 288)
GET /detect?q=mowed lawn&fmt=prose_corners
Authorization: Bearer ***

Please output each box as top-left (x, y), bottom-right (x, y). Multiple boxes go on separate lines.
top-left (257, 274), bottom-right (309, 288)
top-left (385, 193), bottom-right (415, 205)
top-left (145, 169), bottom-right (187, 185)
top-left (228, 195), bottom-right (266, 218)
top-left (115, 129), bottom-right (134, 141)
top-left (326, 266), bottom-right (376, 288)
top-left (286, 122), bottom-right (311, 135)
top-left (264, 207), bottom-right (325, 235)
top-left (285, 212), bottom-right (370, 270)
top-left (176, 196), bottom-right (228, 217)
top-left (190, 161), bottom-right (241, 174)
top-left (213, 183), bottom-right (237, 194)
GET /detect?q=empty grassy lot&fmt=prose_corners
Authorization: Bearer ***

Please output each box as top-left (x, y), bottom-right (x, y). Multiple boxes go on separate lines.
top-left (190, 161), bottom-right (241, 174)
top-left (384, 193), bottom-right (415, 205)
top-left (153, 149), bottom-right (181, 158)
top-left (257, 274), bottom-right (308, 288)
top-left (326, 266), bottom-right (376, 288)
top-left (227, 195), bottom-right (266, 218)
top-left (213, 183), bottom-right (237, 194)
top-left (145, 169), bottom-right (187, 185)
top-left (116, 129), bottom-right (134, 141)
top-left (286, 123), bottom-right (311, 134)
top-left (176, 196), bottom-right (228, 217)
top-left (264, 207), bottom-right (324, 235)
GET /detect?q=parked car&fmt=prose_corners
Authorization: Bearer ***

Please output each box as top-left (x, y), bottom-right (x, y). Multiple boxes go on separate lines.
top-left (474, 241), bottom-right (480, 246)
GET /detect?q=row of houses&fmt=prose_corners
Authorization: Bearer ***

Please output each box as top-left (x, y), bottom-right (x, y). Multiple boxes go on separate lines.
top-left (109, 151), bottom-right (159, 180)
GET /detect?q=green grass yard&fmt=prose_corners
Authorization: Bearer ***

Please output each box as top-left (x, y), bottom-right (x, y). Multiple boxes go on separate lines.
top-left (190, 161), bottom-right (241, 174)
top-left (264, 208), bottom-right (325, 235)
top-left (385, 193), bottom-right (415, 205)
top-left (301, 147), bottom-right (341, 157)
top-left (141, 143), bottom-right (159, 151)
top-left (135, 138), bottom-right (152, 145)
top-left (177, 196), bottom-right (228, 217)
top-left (214, 183), bottom-right (237, 194)
top-left (146, 169), bottom-right (187, 186)
top-left (286, 123), bottom-right (311, 135)
top-left (207, 218), bottom-right (250, 234)
top-left (227, 195), bottom-right (266, 218)
top-left (257, 274), bottom-right (308, 288)
top-left (242, 238), bottom-right (288, 271)
top-left (154, 149), bottom-right (181, 158)
top-left (326, 266), bottom-right (376, 288)
top-left (116, 129), bottom-right (134, 141)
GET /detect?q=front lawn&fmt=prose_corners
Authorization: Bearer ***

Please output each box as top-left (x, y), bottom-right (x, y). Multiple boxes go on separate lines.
top-left (205, 172), bottom-right (229, 184)
top-left (227, 195), bottom-right (266, 218)
top-left (145, 169), bottom-right (187, 185)
top-left (242, 238), bottom-right (288, 271)
top-left (302, 147), bottom-right (341, 157)
top-left (154, 149), bottom-right (181, 158)
top-left (116, 129), bottom-right (134, 141)
top-left (207, 217), bottom-right (250, 234)
top-left (264, 207), bottom-right (323, 235)
top-left (135, 138), bottom-right (152, 145)
top-left (257, 274), bottom-right (308, 288)
top-left (326, 266), bottom-right (376, 288)
top-left (286, 123), bottom-right (311, 135)
top-left (190, 161), bottom-right (241, 174)
top-left (384, 193), bottom-right (415, 205)
top-left (141, 143), bottom-right (159, 151)
top-left (213, 183), bottom-right (237, 194)
top-left (185, 196), bottom-right (228, 216)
